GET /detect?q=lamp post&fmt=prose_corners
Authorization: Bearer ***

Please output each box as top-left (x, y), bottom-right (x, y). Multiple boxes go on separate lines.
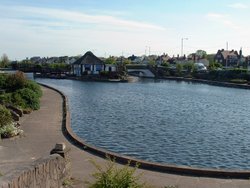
top-left (181, 38), bottom-right (188, 57)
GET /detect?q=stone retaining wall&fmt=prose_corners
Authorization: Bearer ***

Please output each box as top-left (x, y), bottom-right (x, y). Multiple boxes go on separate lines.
top-left (0, 154), bottom-right (68, 188)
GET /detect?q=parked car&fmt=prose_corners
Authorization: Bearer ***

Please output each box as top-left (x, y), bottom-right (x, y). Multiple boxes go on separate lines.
top-left (194, 63), bottom-right (207, 72)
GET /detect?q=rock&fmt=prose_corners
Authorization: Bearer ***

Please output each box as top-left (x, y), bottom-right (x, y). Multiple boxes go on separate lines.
top-left (10, 110), bottom-right (19, 121)
top-left (6, 105), bottom-right (23, 117)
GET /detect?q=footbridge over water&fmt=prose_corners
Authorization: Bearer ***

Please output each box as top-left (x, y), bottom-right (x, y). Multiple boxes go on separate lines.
top-left (126, 65), bottom-right (155, 78)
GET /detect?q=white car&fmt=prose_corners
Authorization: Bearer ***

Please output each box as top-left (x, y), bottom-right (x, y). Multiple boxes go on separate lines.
top-left (194, 63), bottom-right (207, 72)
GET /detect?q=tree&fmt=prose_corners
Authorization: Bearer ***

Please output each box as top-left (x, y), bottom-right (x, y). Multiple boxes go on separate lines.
top-left (208, 61), bottom-right (222, 70)
top-left (176, 63), bottom-right (183, 76)
top-left (207, 54), bottom-right (215, 63)
top-left (0, 54), bottom-right (10, 68)
top-left (123, 59), bottom-right (131, 65)
top-left (196, 50), bottom-right (207, 59)
top-left (161, 62), bottom-right (170, 67)
top-left (183, 62), bottom-right (194, 73)
top-left (105, 57), bottom-right (116, 64)
top-left (148, 59), bottom-right (156, 66)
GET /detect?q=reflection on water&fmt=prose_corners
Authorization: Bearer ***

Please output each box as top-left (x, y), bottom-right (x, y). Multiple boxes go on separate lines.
top-left (36, 78), bottom-right (250, 170)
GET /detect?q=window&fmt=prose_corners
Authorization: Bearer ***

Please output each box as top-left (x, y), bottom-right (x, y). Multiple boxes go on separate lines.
top-left (96, 64), bottom-right (102, 71)
top-left (85, 64), bottom-right (91, 71)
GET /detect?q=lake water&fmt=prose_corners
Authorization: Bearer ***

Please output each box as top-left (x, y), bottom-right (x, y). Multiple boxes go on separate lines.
top-left (36, 78), bottom-right (250, 170)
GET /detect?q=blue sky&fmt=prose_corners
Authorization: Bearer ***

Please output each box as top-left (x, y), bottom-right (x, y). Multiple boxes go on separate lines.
top-left (1, 0), bottom-right (250, 60)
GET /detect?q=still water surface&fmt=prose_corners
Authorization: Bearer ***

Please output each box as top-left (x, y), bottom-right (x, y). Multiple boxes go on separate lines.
top-left (36, 78), bottom-right (250, 170)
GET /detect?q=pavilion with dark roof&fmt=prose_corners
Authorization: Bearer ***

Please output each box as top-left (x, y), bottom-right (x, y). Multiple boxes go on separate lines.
top-left (72, 51), bottom-right (105, 76)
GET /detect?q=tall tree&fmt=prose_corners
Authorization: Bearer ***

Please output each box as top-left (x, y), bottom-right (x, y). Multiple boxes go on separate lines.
top-left (196, 50), bottom-right (207, 59)
top-left (105, 57), bottom-right (116, 64)
top-left (0, 54), bottom-right (10, 68)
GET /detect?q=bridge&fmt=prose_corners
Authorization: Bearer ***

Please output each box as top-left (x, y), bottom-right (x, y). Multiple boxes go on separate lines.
top-left (126, 65), bottom-right (155, 78)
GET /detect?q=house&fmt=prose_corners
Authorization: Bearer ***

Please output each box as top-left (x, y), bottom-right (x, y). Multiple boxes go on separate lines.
top-left (128, 55), bottom-right (142, 64)
top-left (46, 57), bottom-right (59, 64)
top-left (156, 54), bottom-right (171, 65)
top-left (141, 55), bottom-right (158, 65)
top-left (58, 56), bottom-right (69, 64)
top-left (246, 56), bottom-right (250, 66)
top-left (238, 55), bottom-right (250, 69)
top-left (72, 51), bottom-right (105, 76)
top-left (214, 49), bottom-right (239, 67)
top-left (30, 56), bottom-right (41, 63)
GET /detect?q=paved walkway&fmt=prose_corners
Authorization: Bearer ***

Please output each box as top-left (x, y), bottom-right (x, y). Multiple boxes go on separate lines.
top-left (1, 86), bottom-right (250, 188)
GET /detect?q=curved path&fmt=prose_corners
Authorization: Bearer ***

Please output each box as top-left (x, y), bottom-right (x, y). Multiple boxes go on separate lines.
top-left (1, 86), bottom-right (250, 188)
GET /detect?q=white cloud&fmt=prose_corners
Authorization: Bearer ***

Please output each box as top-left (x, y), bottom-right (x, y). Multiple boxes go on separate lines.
top-left (206, 13), bottom-right (240, 30)
top-left (0, 5), bottom-right (165, 31)
top-left (228, 3), bottom-right (248, 9)
top-left (206, 13), bottom-right (226, 19)
top-left (0, 5), bottom-right (171, 59)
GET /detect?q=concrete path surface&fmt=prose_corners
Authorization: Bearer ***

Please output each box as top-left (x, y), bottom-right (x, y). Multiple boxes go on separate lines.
top-left (1, 86), bottom-right (250, 188)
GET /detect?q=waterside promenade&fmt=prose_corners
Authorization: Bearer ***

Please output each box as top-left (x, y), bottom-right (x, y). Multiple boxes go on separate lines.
top-left (1, 86), bottom-right (250, 188)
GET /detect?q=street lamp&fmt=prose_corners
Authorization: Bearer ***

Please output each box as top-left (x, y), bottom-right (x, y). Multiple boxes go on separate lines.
top-left (181, 38), bottom-right (188, 57)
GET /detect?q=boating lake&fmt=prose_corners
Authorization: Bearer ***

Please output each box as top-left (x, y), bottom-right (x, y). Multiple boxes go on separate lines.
top-left (36, 78), bottom-right (250, 170)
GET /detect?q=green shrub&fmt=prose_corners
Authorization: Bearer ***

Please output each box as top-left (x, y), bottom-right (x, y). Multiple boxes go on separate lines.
top-left (0, 123), bottom-right (15, 138)
top-left (176, 64), bottom-right (183, 76)
top-left (88, 158), bottom-right (145, 188)
top-left (10, 92), bottom-right (26, 108)
top-left (0, 122), bottom-right (23, 138)
top-left (0, 74), bottom-right (7, 89)
top-left (5, 71), bottom-right (27, 92)
top-left (25, 80), bottom-right (42, 98)
top-left (0, 105), bottom-right (17, 138)
top-left (0, 81), bottom-right (41, 110)
top-left (14, 88), bottom-right (40, 110)
top-left (0, 93), bottom-right (12, 104)
top-left (0, 105), bottom-right (13, 128)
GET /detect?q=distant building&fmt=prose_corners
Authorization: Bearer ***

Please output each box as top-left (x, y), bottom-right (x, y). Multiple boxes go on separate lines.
top-left (128, 55), bottom-right (142, 64)
top-left (30, 56), bottom-right (41, 63)
top-left (72, 51), bottom-right (105, 76)
top-left (72, 51), bottom-right (118, 76)
top-left (214, 49), bottom-right (239, 67)
top-left (156, 54), bottom-right (171, 65)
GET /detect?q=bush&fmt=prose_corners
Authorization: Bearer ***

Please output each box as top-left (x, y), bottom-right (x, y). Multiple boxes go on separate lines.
top-left (14, 88), bottom-right (40, 110)
top-left (176, 64), bottom-right (183, 76)
top-left (0, 75), bottom-right (42, 110)
top-left (0, 105), bottom-right (20, 138)
top-left (88, 158), bottom-right (145, 188)
top-left (0, 93), bottom-right (12, 104)
top-left (25, 80), bottom-right (42, 98)
top-left (10, 92), bottom-right (26, 108)
top-left (0, 123), bottom-right (15, 138)
top-left (5, 71), bottom-right (27, 92)
top-left (0, 105), bottom-right (13, 128)
top-left (0, 122), bottom-right (23, 138)
top-left (0, 74), bottom-right (7, 89)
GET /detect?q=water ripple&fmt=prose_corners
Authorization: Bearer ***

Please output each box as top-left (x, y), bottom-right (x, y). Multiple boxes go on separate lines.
top-left (36, 78), bottom-right (250, 170)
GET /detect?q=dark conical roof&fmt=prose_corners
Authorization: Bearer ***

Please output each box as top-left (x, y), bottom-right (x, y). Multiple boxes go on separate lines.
top-left (73, 51), bottom-right (104, 65)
